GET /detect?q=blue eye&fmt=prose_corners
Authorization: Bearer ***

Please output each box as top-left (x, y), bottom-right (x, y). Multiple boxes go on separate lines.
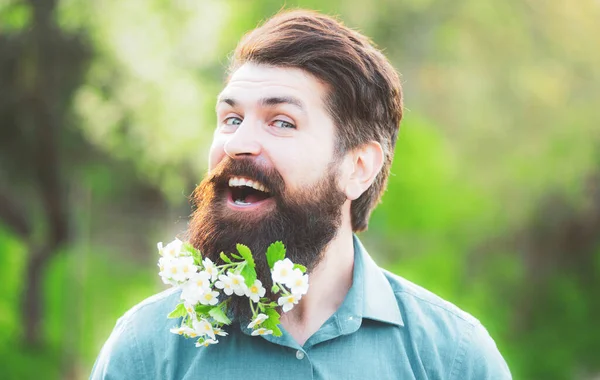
top-left (272, 120), bottom-right (296, 129)
top-left (224, 117), bottom-right (242, 126)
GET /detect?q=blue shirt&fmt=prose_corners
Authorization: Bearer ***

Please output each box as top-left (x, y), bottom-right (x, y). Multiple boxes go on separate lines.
top-left (91, 236), bottom-right (511, 379)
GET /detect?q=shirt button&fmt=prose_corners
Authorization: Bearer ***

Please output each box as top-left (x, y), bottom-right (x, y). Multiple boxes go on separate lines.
top-left (296, 350), bottom-right (305, 360)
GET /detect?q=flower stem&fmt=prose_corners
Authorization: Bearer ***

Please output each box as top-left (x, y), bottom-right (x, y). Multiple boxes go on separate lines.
top-left (276, 282), bottom-right (291, 296)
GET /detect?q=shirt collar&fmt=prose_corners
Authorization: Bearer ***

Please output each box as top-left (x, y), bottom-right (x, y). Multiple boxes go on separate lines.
top-left (239, 235), bottom-right (404, 341)
top-left (354, 234), bottom-right (404, 327)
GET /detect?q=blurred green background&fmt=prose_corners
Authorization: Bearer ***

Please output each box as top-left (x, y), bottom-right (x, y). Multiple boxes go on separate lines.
top-left (1, 0), bottom-right (599, 379)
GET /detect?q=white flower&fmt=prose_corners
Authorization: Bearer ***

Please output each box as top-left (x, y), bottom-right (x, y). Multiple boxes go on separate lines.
top-left (199, 289), bottom-right (220, 306)
top-left (166, 256), bottom-right (197, 283)
top-left (180, 271), bottom-right (211, 304)
top-left (169, 326), bottom-right (186, 335)
top-left (247, 313), bottom-right (269, 329)
top-left (158, 257), bottom-right (177, 285)
top-left (251, 328), bottom-right (273, 336)
top-left (213, 327), bottom-right (228, 336)
top-left (195, 338), bottom-right (219, 347)
top-left (271, 258), bottom-right (295, 285)
top-left (229, 272), bottom-right (248, 296)
top-left (245, 279), bottom-right (266, 303)
top-left (184, 302), bottom-right (196, 318)
top-left (202, 258), bottom-right (218, 281)
top-left (170, 325), bottom-right (199, 338)
top-left (215, 274), bottom-right (234, 296)
top-left (288, 270), bottom-right (309, 296)
top-left (278, 294), bottom-right (300, 313)
top-left (193, 319), bottom-right (216, 340)
top-left (158, 238), bottom-right (184, 258)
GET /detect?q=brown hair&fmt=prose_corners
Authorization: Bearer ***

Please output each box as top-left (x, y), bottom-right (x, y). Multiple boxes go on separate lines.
top-left (229, 9), bottom-right (403, 231)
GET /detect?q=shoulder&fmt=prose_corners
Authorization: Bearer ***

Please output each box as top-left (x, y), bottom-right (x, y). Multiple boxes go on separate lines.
top-left (382, 269), bottom-right (480, 327)
top-left (120, 286), bottom-right (181, 327)
top-left (382, 269), bottom-right (511, 379)
top-left (90, 287), bottom-right (182, 379)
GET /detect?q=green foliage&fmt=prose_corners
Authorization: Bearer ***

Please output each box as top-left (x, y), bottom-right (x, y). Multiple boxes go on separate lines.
top-left (167, 303), bottom-right (187, 319)
top-left (208, 307), bottom-right (231, 325)
top-left (266, 241), bottom-right (286, 269)
top-left (292, 264), bottom-right (306, 273)
top-left (239, 263), bottom-right (258, 288)
top-left (236, 244), bottom-right (255, 268)
top-left (262, 308), bottom-right (282, 337)
top-left (0, 1), bottom-right (31, 32)
top-left (219, 252), bottom-right (232, 264)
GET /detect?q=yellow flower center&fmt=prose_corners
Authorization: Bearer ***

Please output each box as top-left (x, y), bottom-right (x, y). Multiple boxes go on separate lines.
top-left (288, 296), bottom-right (295, 303)
top-left (250, 285), bottom-right (258, 293)
top-left (189, 332), bottom-right (197, 338)
top-left (171, 267), bottom-right (178, 274)
top-left (197, 280), bottom-right (204, 287)
top-left (204, 293), bottom-right (213, 300)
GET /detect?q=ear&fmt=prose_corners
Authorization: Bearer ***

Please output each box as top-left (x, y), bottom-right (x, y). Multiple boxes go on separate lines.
top-left (343, 141), bottom-right (384, 201)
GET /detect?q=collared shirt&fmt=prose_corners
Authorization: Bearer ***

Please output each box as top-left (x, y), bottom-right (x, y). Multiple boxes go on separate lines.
top-left (91, 236), bottom-right (511, 379)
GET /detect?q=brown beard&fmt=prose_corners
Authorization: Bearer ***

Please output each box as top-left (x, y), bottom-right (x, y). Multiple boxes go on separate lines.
top-left (186, 156), bottom-right (347, 321)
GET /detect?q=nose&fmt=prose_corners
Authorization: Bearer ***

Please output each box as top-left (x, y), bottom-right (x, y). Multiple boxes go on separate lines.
top-left (223, 120), bottom-right (261, 158)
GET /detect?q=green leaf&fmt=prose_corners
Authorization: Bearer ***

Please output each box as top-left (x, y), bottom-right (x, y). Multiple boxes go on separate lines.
top-left (263, 308), bottom-right (282, 337)
top-left (231, 253), bottom-right (243, 260)
top-left (264, 307), bottom-right (281, 323)
top-left (271, 326), bottom-right (283, 337)
top-left (293, 263), bottom-right (307, 273)
top-left (184, 243), bottom-right (202, 264)
top-left (271, 284), bottom-right (280, 294)
top-left (240, 263), bottom-right (257, 287)
top-left (195, 305), bottom-right (212, 315)
top-left (220, 252), bottom-right (232, 264)
top-left (183, 242), bottom-right (198, 255)
top-left (236, 244), bottom-right (255, 268)
top-left (266, 241), bottom-right (286, 269)
top-left (167, 303), bottom-right (187, 319)
top-left (209, 307), bottom-right (232, 325)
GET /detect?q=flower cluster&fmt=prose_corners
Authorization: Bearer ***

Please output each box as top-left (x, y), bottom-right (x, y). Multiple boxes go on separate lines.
top-left (157, 239), bottom-right (308, 347)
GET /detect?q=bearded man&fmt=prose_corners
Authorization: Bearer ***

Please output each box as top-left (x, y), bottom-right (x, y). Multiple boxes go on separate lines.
top-left (91, 10), bottom-right (511, 379)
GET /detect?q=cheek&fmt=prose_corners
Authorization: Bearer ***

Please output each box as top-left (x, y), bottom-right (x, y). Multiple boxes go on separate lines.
top-left (208, 138), bottom-right (226, 171)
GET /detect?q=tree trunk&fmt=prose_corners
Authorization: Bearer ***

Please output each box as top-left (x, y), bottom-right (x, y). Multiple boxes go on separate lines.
top-left (22, 247), bottom-right (50, 347)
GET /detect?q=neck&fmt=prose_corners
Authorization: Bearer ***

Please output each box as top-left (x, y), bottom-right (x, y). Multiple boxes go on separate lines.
top-left (280, 218), bottom-right (355, 346)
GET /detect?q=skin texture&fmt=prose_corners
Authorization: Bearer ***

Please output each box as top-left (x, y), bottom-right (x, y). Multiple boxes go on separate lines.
top-left (208, 63), bottom-right (385, 345)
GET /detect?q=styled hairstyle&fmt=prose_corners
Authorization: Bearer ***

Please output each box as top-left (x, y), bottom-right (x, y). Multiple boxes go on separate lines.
top-left (229, 9), bottom-right (403, 231)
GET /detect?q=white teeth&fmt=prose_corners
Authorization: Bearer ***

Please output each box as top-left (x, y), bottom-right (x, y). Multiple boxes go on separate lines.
top-left (228, 176), bottom-right (269, 193)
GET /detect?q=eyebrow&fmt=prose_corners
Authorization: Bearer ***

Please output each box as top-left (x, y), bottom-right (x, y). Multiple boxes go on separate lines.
top-left (217, 95), bottom-right (306, 113)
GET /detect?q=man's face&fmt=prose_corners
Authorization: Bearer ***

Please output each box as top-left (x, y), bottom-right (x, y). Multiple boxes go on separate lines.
top-left (188, 63), bottom-right (348, 318)
top-left (210, 63), bottom-right (340, 207)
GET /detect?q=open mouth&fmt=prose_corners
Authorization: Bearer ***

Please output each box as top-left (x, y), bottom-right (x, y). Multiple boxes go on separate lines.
top-left (226, 176), bottom-right (273, 209)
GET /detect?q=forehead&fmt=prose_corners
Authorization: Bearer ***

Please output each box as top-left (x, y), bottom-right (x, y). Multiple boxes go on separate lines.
top-left (218, 63), bottom-right (328, 110)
